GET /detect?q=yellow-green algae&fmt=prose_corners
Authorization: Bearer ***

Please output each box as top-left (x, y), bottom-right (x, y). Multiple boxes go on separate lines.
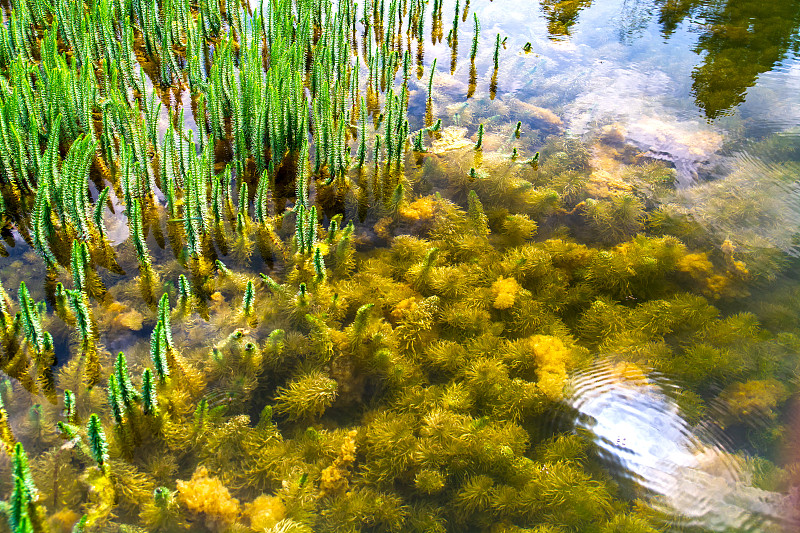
top-left (0, 0), bottom-right (795, 532)
top-left (0, 137), bottom-right (798, 532)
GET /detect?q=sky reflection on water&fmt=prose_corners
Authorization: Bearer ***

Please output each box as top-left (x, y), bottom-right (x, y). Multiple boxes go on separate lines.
top-left (470, 0), bottom-right (800, 125)
top-left (566, 359), bottom-right (799, 532)
top-left (535, 0), bottom-right (800, 120)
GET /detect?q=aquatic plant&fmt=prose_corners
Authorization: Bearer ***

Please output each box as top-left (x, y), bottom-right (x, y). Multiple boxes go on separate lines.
top-left (274, 371), bottom-right (339, 421)
top-left (86, 414), bottom-right (109, 474)
top-left (7, 443), bottom-right (48, 533)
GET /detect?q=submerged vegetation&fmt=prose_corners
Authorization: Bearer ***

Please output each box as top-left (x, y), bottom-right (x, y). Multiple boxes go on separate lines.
top-left (0, 0), bottom-right (796, 532)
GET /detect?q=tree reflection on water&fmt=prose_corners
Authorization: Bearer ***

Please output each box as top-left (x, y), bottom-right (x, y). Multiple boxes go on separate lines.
top-left (540, 0), bottom-right (595, 40)
top-left (681, 0), bottom-right (800, 119)
top-left (537, 0), bottom-right (800, 119)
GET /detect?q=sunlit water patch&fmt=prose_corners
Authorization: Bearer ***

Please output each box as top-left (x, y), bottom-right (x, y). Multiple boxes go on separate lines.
top-left (565, 360), bottom-right (800, 532)
top-left (427, 0), bottom-right (800, 190)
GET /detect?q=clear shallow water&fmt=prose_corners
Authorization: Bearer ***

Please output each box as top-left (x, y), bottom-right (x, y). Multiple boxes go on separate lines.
top-left (440, 0), bottom-right (800, 150)
top-left (413, 0), bottom-right (800, 255)
top-left (0, 0), bottom-right (798, 531)
top-left (417, 0), bottom-right (800, 529)
top-left (486, 0), bottom-right (800, 122)
top-left (567, 359), bottom-right (798, 531)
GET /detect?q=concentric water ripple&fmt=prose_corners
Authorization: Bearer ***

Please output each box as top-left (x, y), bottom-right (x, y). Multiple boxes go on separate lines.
top-left (564, 359), bottom-right (799, 532)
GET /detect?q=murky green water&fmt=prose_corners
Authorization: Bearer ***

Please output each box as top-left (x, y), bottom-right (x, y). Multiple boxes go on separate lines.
top-left (0, 0), bottom-right (798, 531)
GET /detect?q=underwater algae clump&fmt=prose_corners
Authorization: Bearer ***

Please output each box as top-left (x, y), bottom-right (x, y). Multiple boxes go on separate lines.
top-left (0, 0), bottom-right (797, 532)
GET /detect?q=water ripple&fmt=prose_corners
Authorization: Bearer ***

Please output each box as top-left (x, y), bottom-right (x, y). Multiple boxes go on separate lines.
top-left (564, 359), bottom-right (799, 532)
